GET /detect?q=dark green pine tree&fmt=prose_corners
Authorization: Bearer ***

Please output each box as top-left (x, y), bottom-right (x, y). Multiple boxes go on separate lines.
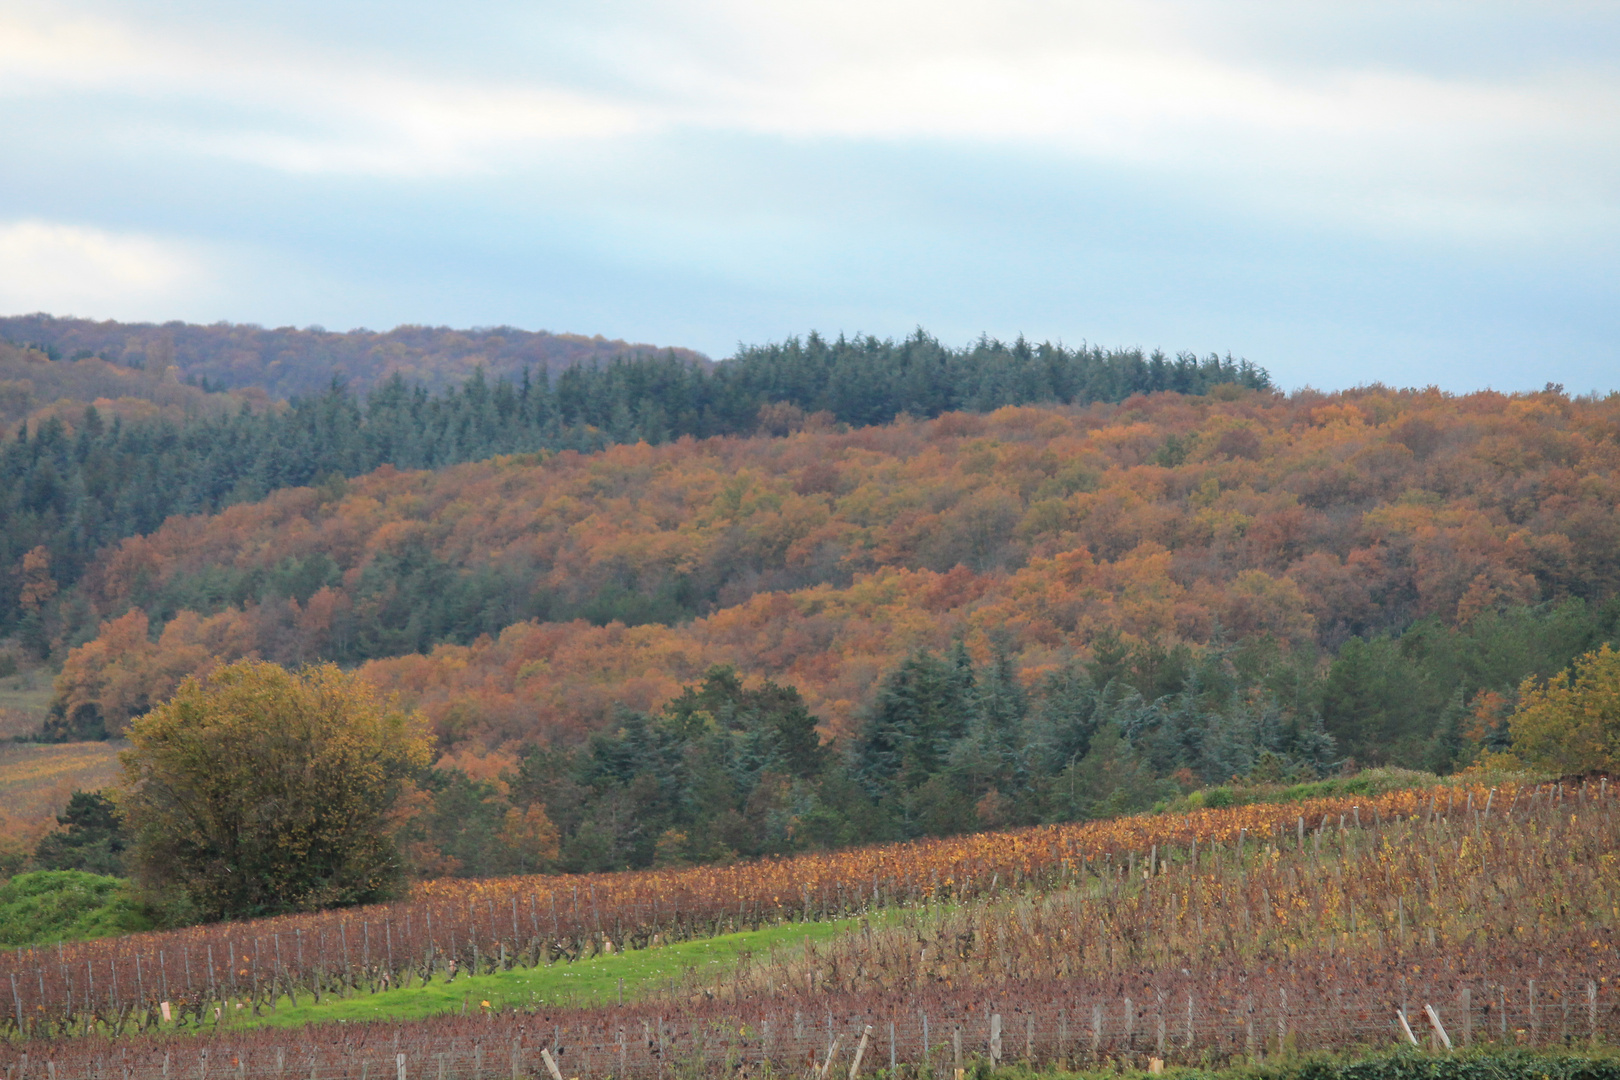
top-left (33, 790), bottom-right (127, 876)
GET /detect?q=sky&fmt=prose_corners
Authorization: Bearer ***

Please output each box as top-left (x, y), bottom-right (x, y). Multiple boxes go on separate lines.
top-left (1, 0), bottom-right (1616, 392)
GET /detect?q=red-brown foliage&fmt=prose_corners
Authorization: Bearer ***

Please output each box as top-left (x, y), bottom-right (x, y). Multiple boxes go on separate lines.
top-left (55, 387), bottom-right (1620, 751)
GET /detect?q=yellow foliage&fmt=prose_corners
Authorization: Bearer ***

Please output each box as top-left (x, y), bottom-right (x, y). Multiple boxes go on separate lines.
top-left (120, 660), bottom-right (432, 918)
top-left (1509, 644), bottom-right (1620, 775)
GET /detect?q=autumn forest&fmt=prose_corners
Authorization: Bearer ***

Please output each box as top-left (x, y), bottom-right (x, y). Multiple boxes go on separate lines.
top-left (3, 320), bottom-right (1619, 881)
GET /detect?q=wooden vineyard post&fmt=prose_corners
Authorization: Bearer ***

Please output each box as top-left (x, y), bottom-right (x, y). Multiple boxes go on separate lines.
top-left (395, 1054), bottom-right (406, 1080)
top-left (1093, 1004), bottom-right (1102, 1055)
top-left (1423, 1005), bottom-right (1452, 1050)
top-left (1397, 1009), bottom-right (1419, 1046)
top-left (1025, 1014), bottom-right (1034, 1063)
top-left (816, 1035), bottom-right (842, 1080)
top-left (1590, 981), bottom-right (1599, 1046)
top-left (1460, 989), bottom-right (1471, 1046)
top-left (953, 1026), bottom-right (963, 1080)
top-left (1186, 993), bottom-right (1195, 1049)
top-left (989, 1013), bottom-right (1002, 1066)
top-left (537, 1048), bottom-right (562, 1080)
top-left (848, 1024), bottom-right (872, 1078)
top-left (1125, 997), bottom-right (1134, 1049)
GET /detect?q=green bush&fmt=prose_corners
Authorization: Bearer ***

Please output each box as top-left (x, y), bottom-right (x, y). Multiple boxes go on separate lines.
top-left (0, 869), bottom-right (151, 946)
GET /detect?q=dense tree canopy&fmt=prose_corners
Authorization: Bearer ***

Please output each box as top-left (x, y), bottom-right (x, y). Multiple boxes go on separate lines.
top-left (9, 336), bottom-right (1620, 881)
top-left (1, 330), bottom-right (1264, 650)
top-left (1508, 644), bottom-right (1620, 775)
top-left (0, 315), bottom-right (708, 397)
top-left (118, 661), bottom-right (431, 919)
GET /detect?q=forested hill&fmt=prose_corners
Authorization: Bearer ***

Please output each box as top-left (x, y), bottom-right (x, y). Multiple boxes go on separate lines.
top-left (47, 386), bottom-right (1620, 758)
top-left (0, 330), bottom-right (1265, 645)
top-left (0, 315), bottom-right (710, 398)
top-left (0, 339), bottom-right (263, 433)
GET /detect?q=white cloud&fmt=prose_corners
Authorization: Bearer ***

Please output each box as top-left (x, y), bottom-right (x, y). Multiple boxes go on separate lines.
top-left (624, 1), bottom-right (1620, 240)
top-left (0, 0), bottom-right (1615, 238)
top-left (0, 9), bottom-right (641, 176)
top-left (0, 220), bottom-right (202, 317)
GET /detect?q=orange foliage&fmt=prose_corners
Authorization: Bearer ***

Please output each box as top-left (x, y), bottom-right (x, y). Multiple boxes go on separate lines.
top-left (55, 386), bottom-right (1620, 749)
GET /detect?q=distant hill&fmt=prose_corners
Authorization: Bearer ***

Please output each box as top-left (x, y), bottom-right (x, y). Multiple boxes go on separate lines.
top-left (0, 340), bottom-right (264, 436)
top-left (0, 315), bottom-right (711, 399)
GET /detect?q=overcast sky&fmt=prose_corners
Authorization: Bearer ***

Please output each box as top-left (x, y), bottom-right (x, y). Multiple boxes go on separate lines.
top-left (1, 1), bottom-right (1615, 392)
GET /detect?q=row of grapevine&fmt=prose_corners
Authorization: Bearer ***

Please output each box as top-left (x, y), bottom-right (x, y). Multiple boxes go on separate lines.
top-left (0, 780), bottom-right (1603, 1040)
top-left (724, 790), bottom-right (1620, 999)
top-left (6, 969), bottom-right (1617, 1078)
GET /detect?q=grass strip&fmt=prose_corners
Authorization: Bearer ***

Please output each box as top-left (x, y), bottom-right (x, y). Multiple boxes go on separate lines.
top-left (214, 916), bottom-right (861, 1031)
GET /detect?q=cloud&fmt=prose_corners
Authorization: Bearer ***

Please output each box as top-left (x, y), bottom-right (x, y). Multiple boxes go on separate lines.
top-left (3, 1), bottom-right (1614, 240)
top-left (0, 220), bottom-right (202, 317)
top-left (622, 1), bottom-right (1620, 240)
top-left (0, 9), bottom-right (641, 176)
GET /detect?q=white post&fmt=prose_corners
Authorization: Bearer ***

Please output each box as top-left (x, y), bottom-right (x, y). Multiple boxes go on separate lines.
top-left (1397, 1009), bottom-right (1419, 1046)
top-left (816, 1035), bottom-right (843, 1080)
top-left (848, 1024), bottom-right (873, 1079)
top-left (1423, 1005), bottom-right (1452, 1050)
top-left (538, 1047), bottom-right (563, 1080)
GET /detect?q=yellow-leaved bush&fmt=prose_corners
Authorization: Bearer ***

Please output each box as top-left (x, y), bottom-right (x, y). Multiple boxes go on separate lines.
top-left (118, 660), bottom-right (432, 921)
top-left (1508, 644), bottom-right (1620, 776)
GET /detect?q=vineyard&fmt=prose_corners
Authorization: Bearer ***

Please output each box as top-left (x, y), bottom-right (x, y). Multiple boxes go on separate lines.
top-left (3, 779), bottom-right (1618, 1076)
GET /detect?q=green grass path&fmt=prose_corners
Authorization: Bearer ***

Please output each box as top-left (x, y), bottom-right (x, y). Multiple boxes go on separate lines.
top-left (217, 917), bottom-right (859, 1031)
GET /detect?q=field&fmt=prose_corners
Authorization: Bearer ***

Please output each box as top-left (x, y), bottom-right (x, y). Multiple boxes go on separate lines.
top-left (0, 668), bottom-right (52, 740)
top-left (0, 741), bottom-right (122, 845)
top-left (4, 778), bottom-right (1619, 1077)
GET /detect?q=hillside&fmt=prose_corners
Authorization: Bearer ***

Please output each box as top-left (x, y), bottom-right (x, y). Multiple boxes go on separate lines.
top-left (0, 340), bottom-right (263, 436)
top-left (0, 315), bottom-right (709, 398)
top-left (56, 385), bottom-right (1620, 743)
top-left (22, 384), bottom-right (1617, 874)
top-left (4, 779), bottom-right (1617, 1075)
top-left (1, 330), bottom-right (1264, 650)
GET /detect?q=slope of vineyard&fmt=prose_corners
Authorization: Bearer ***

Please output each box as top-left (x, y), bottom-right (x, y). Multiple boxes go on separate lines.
top-left (2, 778), bottom-right (1615, 1076)
top-left (0, 743), bottom-right (122, 847)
